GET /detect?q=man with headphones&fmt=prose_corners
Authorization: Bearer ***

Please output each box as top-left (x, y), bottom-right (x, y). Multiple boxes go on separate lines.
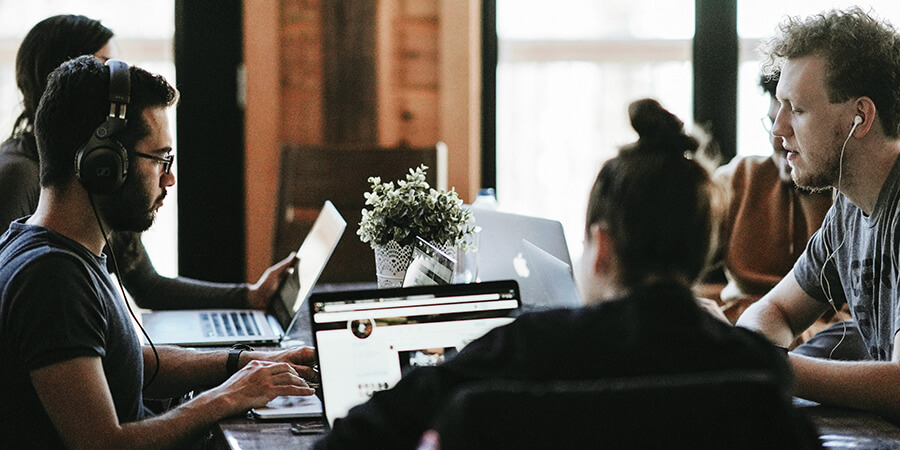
top-left (737, 7), bottom-right (900, 420)
top-left (0, 56), bottom-right (318, 448)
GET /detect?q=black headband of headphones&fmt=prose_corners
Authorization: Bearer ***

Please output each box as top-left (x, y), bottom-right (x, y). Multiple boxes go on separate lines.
top-left (99, 59), bottom-right (131, 137)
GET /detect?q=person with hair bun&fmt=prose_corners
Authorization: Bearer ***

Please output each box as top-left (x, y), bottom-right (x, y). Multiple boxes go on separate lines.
top-left (317, 99), bottom-right (800, 448)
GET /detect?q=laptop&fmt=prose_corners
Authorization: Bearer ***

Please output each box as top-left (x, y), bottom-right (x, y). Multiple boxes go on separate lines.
top-left (518, 238), bottom-right (582, 310)
top-left (141, 201), bottom-right (346, 346)
top-left (308, 280), bottom-right (521, 427)
top-left (472, 209), bottom-right (580, 311)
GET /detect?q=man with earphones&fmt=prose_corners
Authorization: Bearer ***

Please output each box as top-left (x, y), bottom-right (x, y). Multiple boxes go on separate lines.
top-left (737, 7), bottom-right (900, 420)
top-left (703, 72), bottom-right (870, 360)
top-left (0, 56), bottom-right (318, 448)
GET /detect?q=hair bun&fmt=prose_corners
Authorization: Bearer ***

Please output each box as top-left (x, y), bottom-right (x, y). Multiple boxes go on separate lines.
top-left (627, 98), bottom-right (698, 156)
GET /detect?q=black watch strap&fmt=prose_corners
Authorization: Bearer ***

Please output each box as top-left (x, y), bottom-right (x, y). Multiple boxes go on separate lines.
top-left (227, 344), bottom-right (254, 375)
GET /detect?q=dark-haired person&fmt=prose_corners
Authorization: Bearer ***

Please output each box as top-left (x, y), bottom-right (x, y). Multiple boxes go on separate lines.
top-left (736, 7), bottom-right (900, 420)
top-left (316, 99), bottom-right (795, 448)
top-left (0, 14), bottom-right (292, 311)
top-left (0, 56), bottom-right (318, 448)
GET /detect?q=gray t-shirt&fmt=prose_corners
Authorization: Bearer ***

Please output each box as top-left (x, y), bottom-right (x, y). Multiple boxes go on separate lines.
top-left (0, 220), bottom-right (149, 448)
top-left (794, 156), bottom-right (900, 361)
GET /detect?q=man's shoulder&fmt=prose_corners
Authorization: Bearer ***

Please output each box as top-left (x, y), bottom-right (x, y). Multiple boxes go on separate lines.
top-left (0, 226), bottom-right (91, 279)
top-left (0, 136), bottom-right (37, 160)
top-left (0, 139), bottom-right (39, 178)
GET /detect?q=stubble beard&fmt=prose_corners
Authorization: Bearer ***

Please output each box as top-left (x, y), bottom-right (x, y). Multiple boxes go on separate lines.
top-left (790, 131), bottom-right (844, 194)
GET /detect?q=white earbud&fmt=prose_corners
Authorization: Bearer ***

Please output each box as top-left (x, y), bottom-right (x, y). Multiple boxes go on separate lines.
top-left (848, 115), bottom-right (863, 139)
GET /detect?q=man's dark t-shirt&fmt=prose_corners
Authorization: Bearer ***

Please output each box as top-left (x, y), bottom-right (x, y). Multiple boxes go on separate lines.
top-left (0, 219), bottom-right (148, 448)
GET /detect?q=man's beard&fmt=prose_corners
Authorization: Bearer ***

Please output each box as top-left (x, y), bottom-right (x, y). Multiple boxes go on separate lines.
top-left (95, 176), bottom-right (163, 233)
top-left (791, 132), bottom-right (844, 193)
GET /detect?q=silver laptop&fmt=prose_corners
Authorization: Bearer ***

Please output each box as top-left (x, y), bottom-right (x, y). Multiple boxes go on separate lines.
top-left (519, 239), bottom-right (582, 309)
top-left (472, 209), bottom-right (579, 311)
top-left (308, 280), bottom-right (521, 427)
top-left (141, 201), bottom-right (346, 346)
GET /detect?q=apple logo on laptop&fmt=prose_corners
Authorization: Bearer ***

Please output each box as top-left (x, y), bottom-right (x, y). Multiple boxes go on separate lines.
top-left (513, 252), bottom-right (530, 278)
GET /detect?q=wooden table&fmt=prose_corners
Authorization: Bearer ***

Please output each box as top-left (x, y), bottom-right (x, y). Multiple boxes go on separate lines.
top-left (796, 398), bottom-right (900, 449)
top-left (213, 416), bottom-right (322, 449)
top-left (212, 398), bottom-right (900, 449)
top-left (213, 283), bottom-right (900, 449)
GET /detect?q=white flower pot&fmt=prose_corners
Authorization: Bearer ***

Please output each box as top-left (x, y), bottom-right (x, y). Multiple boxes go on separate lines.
top-left (373, 241), bottom-right (414, 288)
top-left (373, 240), bottom-right (457, 288)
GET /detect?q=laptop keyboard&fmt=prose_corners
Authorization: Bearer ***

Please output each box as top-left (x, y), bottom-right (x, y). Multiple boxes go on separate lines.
top-left (200, 311), bottom-right (262, 337)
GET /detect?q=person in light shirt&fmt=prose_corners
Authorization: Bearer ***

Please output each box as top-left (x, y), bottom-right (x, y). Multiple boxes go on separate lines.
top-left (737, 7), bottom-right (900, 420)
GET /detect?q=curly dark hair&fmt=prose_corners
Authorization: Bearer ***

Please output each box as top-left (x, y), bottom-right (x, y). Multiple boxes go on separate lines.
top-left (585, 99), bottom-right (717, 286)
top-left (759, 72), bottom-right (778, 98)
top-left (760, 7), bottom-right (900, 137)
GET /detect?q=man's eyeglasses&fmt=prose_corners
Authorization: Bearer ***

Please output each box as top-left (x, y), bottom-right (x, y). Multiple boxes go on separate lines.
top-left (132, 152), bottom-right (174, 175)
top-left (760, 116), bottom-right (774, 135)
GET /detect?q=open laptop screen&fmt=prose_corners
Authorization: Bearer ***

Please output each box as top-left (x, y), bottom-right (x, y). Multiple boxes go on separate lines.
top-left (310, 280), bottom-right (520, 426)
top-left (269, 200), bottom-right (347, 334)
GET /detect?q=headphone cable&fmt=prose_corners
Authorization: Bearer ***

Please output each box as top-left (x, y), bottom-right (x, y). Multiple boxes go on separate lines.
top-left (89, 195), bottom-right (161, 390)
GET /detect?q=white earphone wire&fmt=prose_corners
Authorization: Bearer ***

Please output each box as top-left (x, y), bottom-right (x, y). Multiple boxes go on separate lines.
top-left (817, 117), bottom-right (860, 358)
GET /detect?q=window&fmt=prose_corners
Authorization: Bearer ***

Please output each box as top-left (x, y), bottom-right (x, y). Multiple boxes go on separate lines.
top-left (496, 1), bottom-right (900, 264)
top-left (0, 1), bottom-right (177, 275)
top-left (736, 1), bottom-right (900, 157)
top-left (496, 0), bottom-right (695, 261)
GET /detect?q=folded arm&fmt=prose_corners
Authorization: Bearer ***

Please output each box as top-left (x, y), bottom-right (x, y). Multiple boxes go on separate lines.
top-left (790, 348), bottom-right (900, 421)
top-left (737, 271), bottom-right (900, 419)
top-left (736, 269), bottom-right (828, 347)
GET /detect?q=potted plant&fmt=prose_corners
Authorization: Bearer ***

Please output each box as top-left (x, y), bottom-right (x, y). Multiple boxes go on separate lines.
top-left (358, 164), bottom-right (474, 287)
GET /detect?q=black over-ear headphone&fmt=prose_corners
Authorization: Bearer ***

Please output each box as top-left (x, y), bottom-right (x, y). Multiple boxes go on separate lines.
top-left (75, 59), bottom-right (131, 194)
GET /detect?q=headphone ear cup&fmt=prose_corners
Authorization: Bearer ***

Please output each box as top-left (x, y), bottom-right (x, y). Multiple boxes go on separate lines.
top-left (75, 59), bottom-right (131, 195)
top-left (75, 137), bottom-right (128, 194)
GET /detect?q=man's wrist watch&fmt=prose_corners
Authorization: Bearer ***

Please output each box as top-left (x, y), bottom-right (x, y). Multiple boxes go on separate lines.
top-left (227, 344), bottom-right (254, 375)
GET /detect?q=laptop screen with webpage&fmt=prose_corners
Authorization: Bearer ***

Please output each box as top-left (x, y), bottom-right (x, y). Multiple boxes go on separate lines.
top-left (309, 280), bottom-right (521, 427)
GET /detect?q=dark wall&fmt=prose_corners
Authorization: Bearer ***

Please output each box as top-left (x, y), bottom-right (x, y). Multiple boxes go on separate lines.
top-left (174, 0), bottom-right (245, 282)
top-left (694, 0), bottom-right (738, 163)
top-left (481, 0), bottom-right (498, 190)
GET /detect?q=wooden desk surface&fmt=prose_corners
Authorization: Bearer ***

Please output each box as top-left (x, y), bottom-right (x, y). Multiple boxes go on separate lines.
top-left (795, 398), bottom-right (900, 449)
top-left (213, 399), bottom-right (900, 449)
top-left (213, 416), bottom-right (322, 449)
top-left (213, 283), bottom-right (900, 449)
